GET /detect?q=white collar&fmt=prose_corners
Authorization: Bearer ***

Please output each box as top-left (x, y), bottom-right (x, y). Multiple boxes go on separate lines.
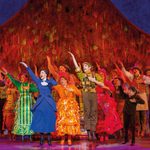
top-left (42, 78), bottom-right (47, 82)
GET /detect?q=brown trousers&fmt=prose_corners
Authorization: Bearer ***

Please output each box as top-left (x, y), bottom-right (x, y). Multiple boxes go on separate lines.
top-left (82, 92), bottom-right (98, 131)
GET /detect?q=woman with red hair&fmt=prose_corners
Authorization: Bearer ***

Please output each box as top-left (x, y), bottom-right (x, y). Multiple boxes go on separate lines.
top-left (46, 55), bottom-right (81, 145)
top-left (54, 73), bottom-right (81, 145)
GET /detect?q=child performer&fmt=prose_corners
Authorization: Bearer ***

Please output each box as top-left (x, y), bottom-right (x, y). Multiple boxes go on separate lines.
top-left (120, 86), bottom-right (145, 146)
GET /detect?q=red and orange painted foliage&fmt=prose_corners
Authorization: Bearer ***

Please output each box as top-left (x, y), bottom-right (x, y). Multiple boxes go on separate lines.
top-left (0, 0), bottom-right (149, 75)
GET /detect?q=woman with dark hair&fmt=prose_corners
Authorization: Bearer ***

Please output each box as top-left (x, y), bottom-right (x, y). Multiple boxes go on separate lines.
top-left (1, 68), bottom-right (38, 141)
top-left (20, 62), bottom-right (57, 146)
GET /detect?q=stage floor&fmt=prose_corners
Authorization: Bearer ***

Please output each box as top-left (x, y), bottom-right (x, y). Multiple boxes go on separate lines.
top-left (0, 137), bottom-right (150, 150)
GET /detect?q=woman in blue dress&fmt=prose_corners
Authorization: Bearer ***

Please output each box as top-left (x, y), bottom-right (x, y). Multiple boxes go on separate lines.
top-left (20, 62), bottom-right (57, 146)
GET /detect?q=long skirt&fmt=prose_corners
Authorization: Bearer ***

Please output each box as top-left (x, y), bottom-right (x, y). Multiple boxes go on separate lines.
top-left (56, 98), bottom-right (80, 136)
top-left (12, 95), bottom-right (34, 135)
top-left (96, 93), bottom-right (123, 134)
top-left (31, 99), bottom-right (56, 133)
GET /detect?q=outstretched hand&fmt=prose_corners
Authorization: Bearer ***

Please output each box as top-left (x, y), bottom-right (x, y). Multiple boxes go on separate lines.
top-left (20, 62), bottom-right (28, 68)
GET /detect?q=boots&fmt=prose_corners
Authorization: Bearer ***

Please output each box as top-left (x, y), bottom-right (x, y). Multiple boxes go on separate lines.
top-left (87, 130), bottom-right (92, 140)
top-left (122, 129), bottom-right (129, 144)
top-left (40, 133), bottom-right (44, 145)
top-left (91, 131), bottom-right (97, 140)
top-left (47, 133), bottom-right (51, 146)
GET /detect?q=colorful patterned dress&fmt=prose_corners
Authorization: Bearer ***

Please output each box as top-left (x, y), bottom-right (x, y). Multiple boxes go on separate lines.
top-left (7, 74), bottom-right (38, 135)
top-left (3, 87), bottom-right (17, 131)
top-left (96, 82), bottom-right (123, 135)
top-left (54, 84), bottom-right (81, 136)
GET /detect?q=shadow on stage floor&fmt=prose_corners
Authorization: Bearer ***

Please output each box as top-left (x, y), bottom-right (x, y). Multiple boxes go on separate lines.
top-left (0, 136), bottom-right (150, 150)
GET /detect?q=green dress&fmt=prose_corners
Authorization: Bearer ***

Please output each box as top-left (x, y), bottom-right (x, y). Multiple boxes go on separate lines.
top-left (7, 74), bottom-right (38, 135)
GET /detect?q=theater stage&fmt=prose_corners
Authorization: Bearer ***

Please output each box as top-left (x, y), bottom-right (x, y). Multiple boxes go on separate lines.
top-left (0, 136), bottom-right (150, 150)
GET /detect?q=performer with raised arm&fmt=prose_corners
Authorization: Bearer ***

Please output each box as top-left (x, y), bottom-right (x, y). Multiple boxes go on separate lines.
top-left (1, 67), bottom-right (38, 142)
top-left (95, 64), bottom-right (122, 142)
top-left (54, 74), bottom-right (81, 146)
top-left (20, 62), bottom-right (57, 146)
top-left (68, 52), bottom-right (103, 140)
top-left (118, 61), bottom-right (150, 137)
top-left (47, 55), bottom-right (80, 85)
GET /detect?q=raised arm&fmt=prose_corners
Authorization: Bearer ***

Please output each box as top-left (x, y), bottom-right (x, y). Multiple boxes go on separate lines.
top-left (118, 61), bottom-right (134, 81)
top-left (68, 52), bottom-right (80, 70)
top-left (1, 67), bottom-right (20, 87)
top-left (34, 64), bottom-right (38, 77)
top-left (20, 62), bottom-right (38, 84)
top-left (46, 56), bottom-right (59, 81)
top-left (114, 63), bottom-right (126, 83)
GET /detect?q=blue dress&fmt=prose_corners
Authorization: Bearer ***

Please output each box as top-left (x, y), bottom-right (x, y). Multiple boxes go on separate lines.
top-left (26, 67), bottom-right (57, 133)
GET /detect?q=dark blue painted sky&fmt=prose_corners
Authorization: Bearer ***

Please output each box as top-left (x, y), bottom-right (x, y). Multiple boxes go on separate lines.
top-left (0, 0), bottom-right (28, 24)
top-left (0, 0), bottom-right (150, 34)
top-left (111, 0), bottom-right (150, 34)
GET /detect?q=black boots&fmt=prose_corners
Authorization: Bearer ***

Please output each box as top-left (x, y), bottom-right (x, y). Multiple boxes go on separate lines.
top-left (40, 134), bottom-right (44, 145)
top-left (21, 135), bottom-right (32, 142)
top-left (91, 131), bottom-right (97, 140)
top-left (87, 130), bottom-right (97, 140)
top-left (47, 133), bottom-right (51, 146)
top-left (40, 133), bottom-right (51, 146)
top-left (87, 130), bottom-right (92, 140)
